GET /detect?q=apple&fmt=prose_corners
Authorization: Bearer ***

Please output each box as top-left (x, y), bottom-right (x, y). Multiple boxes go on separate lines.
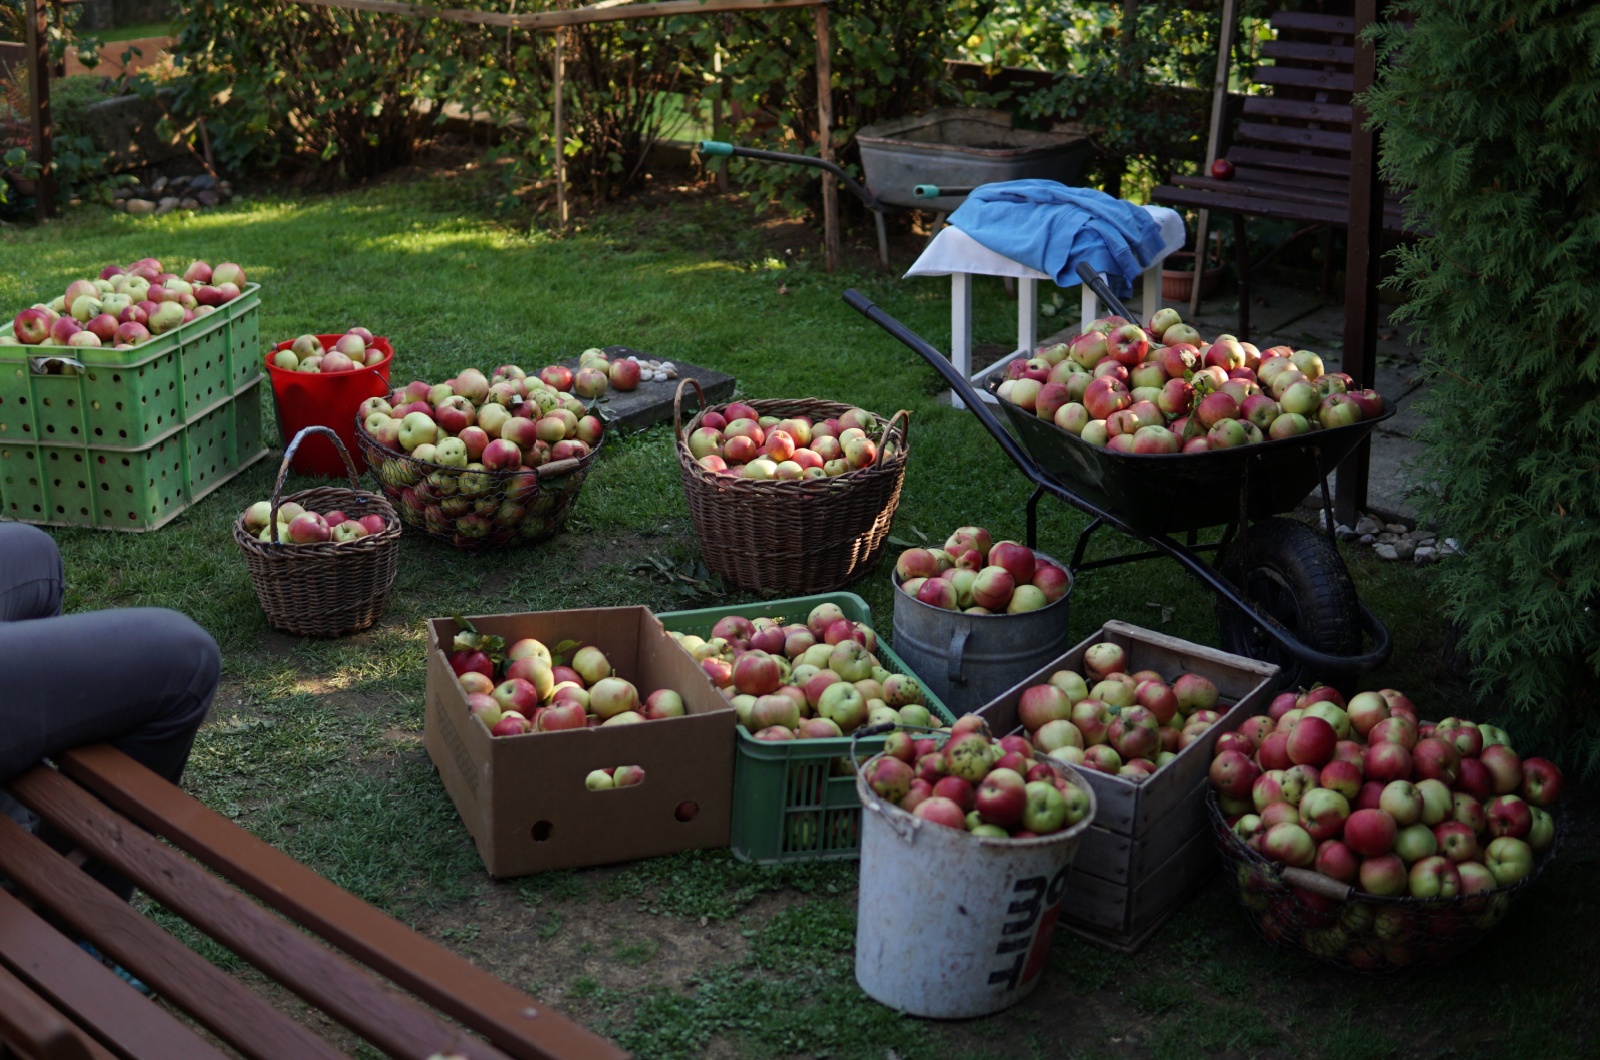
top-left (1484, 836), bottom-right (1534, 887)
top-left (1358, 853), bottom-right (1408, 896)
top-left (1378, 780), bottom-right (1424, 826)
top-left (1393, 823), bottom-right (1438, 864)
top-left (1210, 158), bottom-right (1235, 180)
top-left (1485, 794), bottom-right (1533, 840)
top-left (911, 795), bottom-right (968, 830)
top-left (1021, 780), bottom-right (1069, 834)
top-left (1527, 806), bottom-right (1555, 853)
top-left (1315, 839), bottom-right (1360, 883)
top-left (286, 512), bottom-right (331, 544)
top-left (1520, 758), bottom-right (1563, 807)
top-left (1344, 808), bottom-right (1398, 856)
top-left (491, 714), bottom-right (533, 737)
top-left (1298, 787), bottom-right (1351, 843)
top-left (1408, 856), bottom-right (1462, 900)
top-left (1452, 791), bottom-right (1487, 834)
top-left (1286, 715), bottom-right (1337, 767)
top-left (1478, 744), bottom-right (1524, 795)
top-left (1261, 822), bottom-right (1316, 867)
top-left (866, 756), bottom-right (915, 804)
top-left (1412, 737), bottom-right (1460, 785)
top-left (1433, 821), bottom-right (1478, 863)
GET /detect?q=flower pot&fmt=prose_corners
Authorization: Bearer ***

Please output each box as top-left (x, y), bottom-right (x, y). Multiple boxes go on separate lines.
top-left (1161, 251), bottom-right (1225, 301)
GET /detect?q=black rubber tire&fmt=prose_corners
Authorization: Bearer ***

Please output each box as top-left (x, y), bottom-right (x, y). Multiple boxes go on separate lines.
top-left (1214, 517), bottom-right (1362, 690)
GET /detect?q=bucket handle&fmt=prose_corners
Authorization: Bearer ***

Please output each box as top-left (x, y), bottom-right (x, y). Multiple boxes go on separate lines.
top-left (946, 625), bottom-right (970, 685)
top-left (267, 426), bottom-right (363, 540)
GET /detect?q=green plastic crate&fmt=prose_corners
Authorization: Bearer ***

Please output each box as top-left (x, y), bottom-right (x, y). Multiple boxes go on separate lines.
top-left (657, 592), bottom-right (955, 864)
top-left (0, 377), bottom-right (269, 531)
top-left (0, 284), bottom-right (262, 446)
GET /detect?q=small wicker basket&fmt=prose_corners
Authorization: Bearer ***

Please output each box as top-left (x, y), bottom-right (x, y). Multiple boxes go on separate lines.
top-left (673, 379), bottom-right (910, 595)
top-left (1208, 792), bottom-right (1559, 974)
top-left (234, 426), bottom-right (401, 637)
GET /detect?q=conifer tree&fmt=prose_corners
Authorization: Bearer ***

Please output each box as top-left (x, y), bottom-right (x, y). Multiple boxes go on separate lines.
top-left (1364, 1), bottom-right (1599, 766)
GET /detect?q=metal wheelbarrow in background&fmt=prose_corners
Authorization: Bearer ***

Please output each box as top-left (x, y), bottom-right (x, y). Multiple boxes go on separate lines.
top-left (843, 277), bottom-right (1395, 691)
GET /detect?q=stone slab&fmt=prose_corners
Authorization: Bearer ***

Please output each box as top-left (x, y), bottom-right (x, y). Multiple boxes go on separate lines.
top-left (562, 347), bottom-right (734, 434)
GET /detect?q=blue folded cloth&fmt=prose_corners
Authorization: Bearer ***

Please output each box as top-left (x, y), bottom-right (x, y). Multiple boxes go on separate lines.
top-left (947, 180), bottom-right (1167, 298)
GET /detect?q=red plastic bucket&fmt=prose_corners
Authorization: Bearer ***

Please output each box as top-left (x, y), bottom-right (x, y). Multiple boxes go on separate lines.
top-left (266, 335), bottom-right (394, 477)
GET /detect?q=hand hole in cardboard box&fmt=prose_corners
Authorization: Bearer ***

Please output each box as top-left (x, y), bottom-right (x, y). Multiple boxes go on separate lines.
top-left (584, 765), bottom-right (645, 791)
top-left (532, 821), bottom-right (554, 842)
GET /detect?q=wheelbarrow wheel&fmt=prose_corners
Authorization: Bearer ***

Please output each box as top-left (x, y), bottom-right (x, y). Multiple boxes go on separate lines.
top-left (1214, 517), bottom-right (1361, 690)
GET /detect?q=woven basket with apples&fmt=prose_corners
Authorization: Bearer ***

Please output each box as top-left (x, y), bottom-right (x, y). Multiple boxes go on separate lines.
top-left (354, 354), bottom-right (612, 552)
top-left (673, 379), bottom-right (910, 594)
top-left (1208, 685), bottom-right (1564, 973)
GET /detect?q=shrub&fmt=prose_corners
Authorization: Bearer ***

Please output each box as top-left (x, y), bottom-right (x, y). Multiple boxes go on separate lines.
top-left (1364, 1), bottom-right (1600, 767)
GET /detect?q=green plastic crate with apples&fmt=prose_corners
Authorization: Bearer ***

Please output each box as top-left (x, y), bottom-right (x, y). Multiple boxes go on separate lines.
top-left (656, 592), bottom-right (955, 864)
top-left (0, 284), bottom-right (262, 447)
top-left (0, 377), bottom-right (268, 531)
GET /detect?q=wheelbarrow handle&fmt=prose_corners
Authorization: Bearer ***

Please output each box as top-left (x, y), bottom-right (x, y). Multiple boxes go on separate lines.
top-left (913, 184), bottom-right (975, 200)
top-left (1074, 261), bottom-right (1139, 326)
top-left (843, 289), bottom-right (1055, 495)
top-left (697, 140), bottom-right (881, 211)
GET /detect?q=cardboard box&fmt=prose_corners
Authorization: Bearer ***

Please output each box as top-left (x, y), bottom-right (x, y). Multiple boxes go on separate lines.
top-left (978, 620), bottom-right (1279, 950)
top-left (425, 607), bottom-right (736, 877)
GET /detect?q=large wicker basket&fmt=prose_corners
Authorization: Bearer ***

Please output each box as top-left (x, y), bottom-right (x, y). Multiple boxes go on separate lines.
top-left (1208, 792), bottom-right (1559, 974)
top-left (234, 427), bottom-right (402, 637)
top-left (353, 416), bottom-right (601, 552)
top-left (673, 379), bottom-right (910, 594)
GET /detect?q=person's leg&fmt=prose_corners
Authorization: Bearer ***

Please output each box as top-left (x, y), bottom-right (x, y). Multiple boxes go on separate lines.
top-left (0, 523), bottom-right (65, 622)
top-left (0, 607), bottom-right (219, 785)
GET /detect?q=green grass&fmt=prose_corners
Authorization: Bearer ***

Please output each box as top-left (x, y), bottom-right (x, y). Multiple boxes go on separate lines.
top-left (1, 169), bottom-right (1593, 1059)
top-left (97, 21), bottom-right (173, 43)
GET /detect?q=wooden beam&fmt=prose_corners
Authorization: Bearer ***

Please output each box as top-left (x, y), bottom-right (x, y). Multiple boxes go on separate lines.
top-left (25, 0), bottom-right (54, 220)
top-left (1336, 0), bottom-right (1385, 526)
top-left (553, 36), bottom-right (566, 226)
top-left (814, 3), bottom-right (838, 272)
top-left (293, 0), bottom-right (826, 31)
top-left (1189, 0), bottom-right (1236, 320)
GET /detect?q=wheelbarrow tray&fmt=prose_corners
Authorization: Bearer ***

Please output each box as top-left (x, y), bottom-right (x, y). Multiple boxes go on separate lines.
top-left (990, 383), bottom-right (1396, 537)
top-left (857, 107), bottom-right (1090, 211)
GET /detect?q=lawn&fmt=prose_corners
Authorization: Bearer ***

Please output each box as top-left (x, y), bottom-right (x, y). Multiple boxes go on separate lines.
top-left (1, 168), bottom-right (1595, 1060)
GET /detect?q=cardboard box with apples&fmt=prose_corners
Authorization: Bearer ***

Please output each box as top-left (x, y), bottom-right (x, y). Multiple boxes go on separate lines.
top-left (425, 607), bottom-right (736, 876)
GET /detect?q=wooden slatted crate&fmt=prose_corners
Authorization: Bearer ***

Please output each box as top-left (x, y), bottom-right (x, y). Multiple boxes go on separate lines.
top-left (978, 621), bottom-right (1279, 951)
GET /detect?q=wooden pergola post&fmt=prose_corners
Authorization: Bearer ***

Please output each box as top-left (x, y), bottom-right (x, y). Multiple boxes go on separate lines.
top-left (553, 34), bottom-right (566, 226)
top-left (24, 0), bottom-right (54, 221)
top-left (1335, 0), bottom-right (1385, 526)
top-left (1190, 0), bottom-right (1237, 321)
top-left (813, 3), bottom-right (838, 272)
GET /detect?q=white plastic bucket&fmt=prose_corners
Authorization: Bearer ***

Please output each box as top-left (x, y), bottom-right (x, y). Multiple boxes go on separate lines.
top-left (853, 754), bottom-right (1097, 1018)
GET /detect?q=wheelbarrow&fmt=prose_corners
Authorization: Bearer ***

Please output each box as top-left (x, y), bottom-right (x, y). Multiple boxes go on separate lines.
top-left (842, 279), bottom-right (1396, 690)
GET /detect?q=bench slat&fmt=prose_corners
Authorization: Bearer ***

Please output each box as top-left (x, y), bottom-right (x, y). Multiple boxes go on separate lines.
top-left (59, 745), bottom-right (627, 1060)
top-left (1227, 145), bottom-right (1352, 176)
top-left (0, 885), bottom-right (228, 1060)
top-left (1150, 184), bottom-right (1356, 226)
top-left (1229, 165), bottom-right (1354, 195)
top-left (1259, 39), bottom-right (1355, 65)
top-left (1169, 174), bottom-right (1352, 210)
top-left (1241, 96), bottom-right (1354, 125)
top-left (1252, 66), bottom-right (1356, 93)
top-left (10, 767), bottom-right (513, 1060)
top-left (1236, 121), bottom-right (1353, 153)
top-left (0, 811), bottom-right (343, 1060)
top-left (1270, 11), bottom-right (1356, 35)
top-left (0, 960), bottom-right (112, 1060)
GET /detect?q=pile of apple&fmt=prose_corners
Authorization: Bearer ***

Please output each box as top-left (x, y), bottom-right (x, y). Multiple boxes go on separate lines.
top-left (863, 715), bottom-right (1092, 839)
top-left (667, 602), bottom-right (939, 740)
top-left (239, 500), bottom-right (388, 544)
top-left (684, 401), bottom-right (896, 481)
top-left (894, 525), bottom-right (1068, 614)
top-left (1209, 686), bottom-right (1563, 902)
top-left (270, 328), bottom-right (387, 372)
top-left (449, 633), bottom-right (686, 741)
top-left (3, 259), bottom-right (248, 351)
top-left (362, 362), bottom-right (604, 474)
top-left (995, 309), bottom-right (1385, 454)
top-left (1010, 641), bottom-right (1223, 780)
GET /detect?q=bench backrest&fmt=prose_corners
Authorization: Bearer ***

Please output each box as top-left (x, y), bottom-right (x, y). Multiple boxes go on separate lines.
top-left (1227, 11), bottom-right (1360, 178)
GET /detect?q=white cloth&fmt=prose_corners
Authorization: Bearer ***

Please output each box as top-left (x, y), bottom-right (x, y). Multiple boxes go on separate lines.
top-left (904, 206), bottom-right (1188, 281)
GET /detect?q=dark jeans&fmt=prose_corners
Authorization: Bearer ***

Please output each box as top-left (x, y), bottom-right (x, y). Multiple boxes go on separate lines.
top-left (1, 523), bottom-right (218, 895)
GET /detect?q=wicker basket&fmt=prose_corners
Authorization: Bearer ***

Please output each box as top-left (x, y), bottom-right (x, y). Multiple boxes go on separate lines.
top-left (234, 427), bottom-right (402, 637)
top-left (353, 416), bottom-right (601, 552)
top-left (1208, 792), bottom-right (1559, 974)
top-left (673, 379), bottom-right (910, 594)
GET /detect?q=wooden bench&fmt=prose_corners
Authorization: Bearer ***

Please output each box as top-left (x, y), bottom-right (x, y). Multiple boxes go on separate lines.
top-left (1151, 8), bottom-right (1410, 341)
top-left (0, 744), bottom-right (626, 1060)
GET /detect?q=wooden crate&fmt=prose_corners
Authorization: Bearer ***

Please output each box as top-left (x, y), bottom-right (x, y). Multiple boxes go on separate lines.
top-left (977, 620), bottom-right (1279, 951)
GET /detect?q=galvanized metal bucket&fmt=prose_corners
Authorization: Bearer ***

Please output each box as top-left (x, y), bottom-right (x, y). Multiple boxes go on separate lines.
top-left (890, 553), bottom-right (1074, 716)
top-left (853, 751), bottom-right (1096, 1018)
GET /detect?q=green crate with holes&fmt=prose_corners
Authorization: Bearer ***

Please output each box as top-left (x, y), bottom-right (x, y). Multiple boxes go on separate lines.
top-left (0, 377), bottom-right (269, 531)
top-left (0, 284), bottom-right (262, 447)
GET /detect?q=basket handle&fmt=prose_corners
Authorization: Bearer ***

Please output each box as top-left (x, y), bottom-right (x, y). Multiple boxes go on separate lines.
top-left (673, 377), bottom-right (710, 437)
top-left (875, 408), bottom-right (911, 467)
top-left (536, 457), bottom-right (582, 479)
top-left (268, 426), bottom-right (363, 535)
top-left (1280, 866), bottom-right (1353, 902)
